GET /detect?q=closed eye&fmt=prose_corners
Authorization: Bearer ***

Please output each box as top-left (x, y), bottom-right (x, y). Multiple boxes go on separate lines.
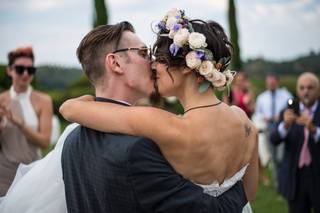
top-left (138, 48), bottom-right (149, 59)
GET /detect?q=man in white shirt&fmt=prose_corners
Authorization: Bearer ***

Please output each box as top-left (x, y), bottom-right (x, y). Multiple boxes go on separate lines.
top-left (254, 73), bottom-right (292, 187)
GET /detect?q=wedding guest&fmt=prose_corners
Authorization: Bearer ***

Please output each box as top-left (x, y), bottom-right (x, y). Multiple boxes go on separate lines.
top-left (224, 72), bottom-right (255, 118)
top-left (253, 73), bottom-right (292, 186)
top-left (271, 72), bottom-right (320, 213)
top-left (0, 46), bottom-right (53, 196)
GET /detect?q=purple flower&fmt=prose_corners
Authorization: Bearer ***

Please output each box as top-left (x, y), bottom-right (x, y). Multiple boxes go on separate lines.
top-left (157, 21), bottom-right (166, 31)
top-left (196, 51), bottom-right (205, 60)
top-left (169, 43), bottom-right (180, 56)
top-left (172, 24), bottom-right (182, 32)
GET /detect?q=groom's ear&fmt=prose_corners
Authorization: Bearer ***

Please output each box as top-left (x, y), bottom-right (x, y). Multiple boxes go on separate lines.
top-left (105, 53), bottom-right (124, 75)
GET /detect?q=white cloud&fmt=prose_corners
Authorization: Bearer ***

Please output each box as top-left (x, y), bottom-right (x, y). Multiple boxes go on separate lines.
top-left (27, 0), bottom-right (61, 12)
top-left (0, 0), bottom-right (81, 12)
top-left (237, 0), bottom-right (320, 60)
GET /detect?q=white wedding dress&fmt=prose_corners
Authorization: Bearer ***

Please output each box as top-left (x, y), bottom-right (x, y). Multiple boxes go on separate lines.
top-left (0, 123), bottom-right (253, 213)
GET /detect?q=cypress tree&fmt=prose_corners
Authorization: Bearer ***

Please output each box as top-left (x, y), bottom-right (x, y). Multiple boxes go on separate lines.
top-left (93, 0), bottom-right (108, 28)
top-left (228, 0), bottom-right (242, 70)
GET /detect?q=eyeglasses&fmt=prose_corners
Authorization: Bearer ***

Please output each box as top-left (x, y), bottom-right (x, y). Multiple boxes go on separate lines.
top-left (12, 65), bottom-right (37, 75)
top-left (113, 46), bottom-right (153, 61)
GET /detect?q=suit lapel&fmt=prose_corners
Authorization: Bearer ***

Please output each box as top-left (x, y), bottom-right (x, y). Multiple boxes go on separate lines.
top-left (312, 100), bottom-right (320, 125)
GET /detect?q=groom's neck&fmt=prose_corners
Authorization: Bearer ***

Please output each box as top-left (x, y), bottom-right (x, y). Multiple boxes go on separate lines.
top-left (95, 86), bottom-right (138, 105)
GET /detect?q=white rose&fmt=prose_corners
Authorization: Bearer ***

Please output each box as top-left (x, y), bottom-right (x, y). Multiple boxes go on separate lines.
top-left (189, 32), bottom-right (207, 49)
top-left (211, 71), bottom-right (227, 88)
top-left (167, 8), bottom-right (181, 18)
top-left (169, 30), bottom-right (176, 39)
top-left (186, 51), bottom-right (202, 69)
top-left (173, 28), bottom-right (190, 46)
top-left (205, 68), bottom-right (219, 81)
top-left (199, 61), bottom-right (214, 76)
top-left (166, 16), bottom-right (178, 30)
top-left (224, 70), bottom-right (235, 85)
top-left (204, 70), bottom-right (215, 79)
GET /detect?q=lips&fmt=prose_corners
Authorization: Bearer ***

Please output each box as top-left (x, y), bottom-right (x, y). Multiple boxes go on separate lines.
top-left (20, 76), bottom-right (31, 83)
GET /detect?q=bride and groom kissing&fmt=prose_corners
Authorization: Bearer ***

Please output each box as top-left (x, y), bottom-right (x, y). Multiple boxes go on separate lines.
top-left (0, 9), bottom-right (258, 213)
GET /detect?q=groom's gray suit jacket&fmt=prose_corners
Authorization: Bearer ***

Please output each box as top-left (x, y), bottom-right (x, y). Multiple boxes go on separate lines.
top-left (61, 97), bottom-right (247, 213)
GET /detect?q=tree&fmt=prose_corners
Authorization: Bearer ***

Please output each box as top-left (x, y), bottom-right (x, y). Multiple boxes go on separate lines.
top-left (93, 0), bottom-right (108, 28)
top-left (0, 65), bottom-right (11, 91)
top-left (228, 0), bottom-right (242, 70)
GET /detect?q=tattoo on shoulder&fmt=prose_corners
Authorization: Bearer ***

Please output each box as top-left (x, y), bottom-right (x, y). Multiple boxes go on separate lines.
top-left (244, 123), bottom-right (252, 137)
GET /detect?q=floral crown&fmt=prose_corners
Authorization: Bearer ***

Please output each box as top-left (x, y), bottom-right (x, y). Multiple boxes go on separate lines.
top-left (156, 8), bottom-right (236, 92)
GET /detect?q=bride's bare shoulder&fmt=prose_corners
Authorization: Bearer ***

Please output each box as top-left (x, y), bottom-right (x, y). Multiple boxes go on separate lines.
top-left (229, 105), bottom-right (258, 136)
top-left (229, 105), bottom-right (247, 118)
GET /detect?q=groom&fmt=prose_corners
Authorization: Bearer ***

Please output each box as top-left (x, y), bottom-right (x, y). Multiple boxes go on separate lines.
top-left (61, 22), bottom-right (247, 212)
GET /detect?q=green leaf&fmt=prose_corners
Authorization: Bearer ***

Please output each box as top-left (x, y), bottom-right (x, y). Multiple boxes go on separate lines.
top-left (198, 81), bottom-right (211, 93)
top-left (204, 49), bottom-right (214, 61)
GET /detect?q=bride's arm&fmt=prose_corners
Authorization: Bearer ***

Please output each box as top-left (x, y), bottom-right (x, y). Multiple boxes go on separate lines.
top-left (242, 131), bottom-right (259, 201)
top-left (59, 96), bottom-right (189, 150)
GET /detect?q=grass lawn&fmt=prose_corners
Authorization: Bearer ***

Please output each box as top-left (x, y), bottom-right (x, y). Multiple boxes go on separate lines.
top-left (251, 182), bottom-right (288, 213)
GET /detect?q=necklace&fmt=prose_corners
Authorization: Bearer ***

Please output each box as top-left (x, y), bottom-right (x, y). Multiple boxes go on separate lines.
top-left (184, 101), bottom-right (222, 114)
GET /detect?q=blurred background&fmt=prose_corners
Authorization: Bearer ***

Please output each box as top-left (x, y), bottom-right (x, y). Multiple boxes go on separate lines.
top-left (1, 0), bottom-right (320, 212)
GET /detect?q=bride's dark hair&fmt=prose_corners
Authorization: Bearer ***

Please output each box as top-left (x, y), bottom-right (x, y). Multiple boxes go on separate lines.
top-left (153, 20), bottom-right (233, 70)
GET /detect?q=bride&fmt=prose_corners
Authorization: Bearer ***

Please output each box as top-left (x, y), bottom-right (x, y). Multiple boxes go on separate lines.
top-left (60, 9), bottom-right (258, 211)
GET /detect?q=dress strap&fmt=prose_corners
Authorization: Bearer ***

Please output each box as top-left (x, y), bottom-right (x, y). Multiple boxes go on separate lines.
top-left (9, 86), bottom-right (33, 100)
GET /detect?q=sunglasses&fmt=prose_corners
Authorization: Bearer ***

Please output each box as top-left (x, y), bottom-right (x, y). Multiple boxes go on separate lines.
top-left (113, 46), bottom-right (153, 61)
top-left (13, 65), bottom-right (37, 75)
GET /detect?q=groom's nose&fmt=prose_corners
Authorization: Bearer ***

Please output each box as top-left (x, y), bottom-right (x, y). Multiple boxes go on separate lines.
top-left (151, 61), bottom-right (157, 70)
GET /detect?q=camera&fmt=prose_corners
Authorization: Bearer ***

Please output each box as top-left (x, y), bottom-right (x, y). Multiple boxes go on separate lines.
top-left (287, 98), bottom-right (300, 115)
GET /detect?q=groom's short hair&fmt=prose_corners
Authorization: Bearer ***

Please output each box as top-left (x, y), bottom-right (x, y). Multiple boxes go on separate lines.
top-left (77, 21), bottom-right (135, 85)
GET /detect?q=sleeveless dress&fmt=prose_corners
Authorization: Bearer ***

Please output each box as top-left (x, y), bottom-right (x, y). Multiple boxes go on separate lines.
top-left (0, 123), bottom-right (252, 212)
top-left (0, 86), bottom-right (40, 196)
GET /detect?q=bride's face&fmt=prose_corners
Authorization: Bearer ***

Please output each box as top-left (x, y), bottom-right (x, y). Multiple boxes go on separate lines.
top-left (152, 62), bottom-right (183, 97)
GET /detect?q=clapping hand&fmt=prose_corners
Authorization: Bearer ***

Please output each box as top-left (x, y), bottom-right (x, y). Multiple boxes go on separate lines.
top-left (0, 105), bottom-right (7, 130)
top-left (0, 105), bottom-right (24, 129)
top-left (296, 113), bottom-right (316, 134)
top-left (0, 105), bottom-right (5, 119)
top-left (283, 109), bottom-right (297, 129)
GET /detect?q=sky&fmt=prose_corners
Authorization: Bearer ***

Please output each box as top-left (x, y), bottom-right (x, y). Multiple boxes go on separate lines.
top-left (0, 0), bottom-right (319, 67)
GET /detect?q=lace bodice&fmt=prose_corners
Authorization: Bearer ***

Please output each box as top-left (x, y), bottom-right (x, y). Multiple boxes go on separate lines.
top-left (196, 164), bottom-right (248, 197)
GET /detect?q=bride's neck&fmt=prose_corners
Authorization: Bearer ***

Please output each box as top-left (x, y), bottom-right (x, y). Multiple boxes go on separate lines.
top-left (177, 75), bottom-right (219, 111)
